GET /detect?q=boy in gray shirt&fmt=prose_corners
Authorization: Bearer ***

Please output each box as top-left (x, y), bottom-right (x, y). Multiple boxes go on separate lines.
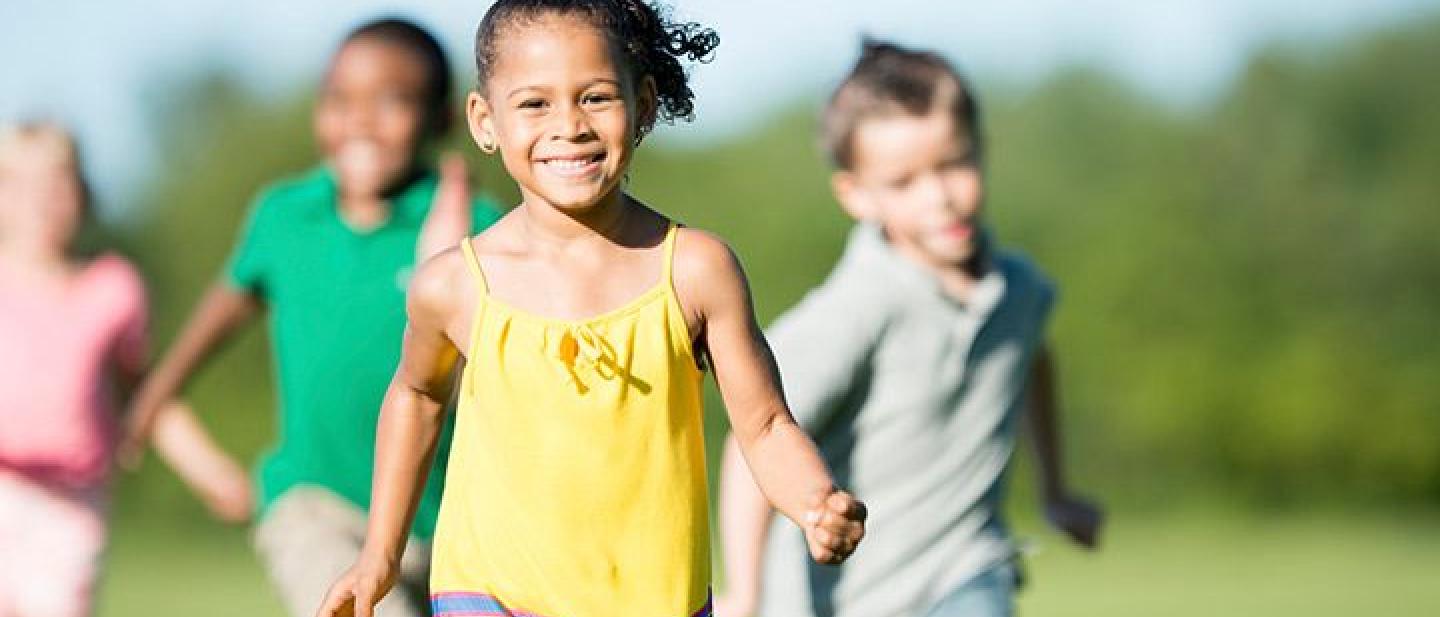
top-left (715, 39), bottom-right (1103, 617)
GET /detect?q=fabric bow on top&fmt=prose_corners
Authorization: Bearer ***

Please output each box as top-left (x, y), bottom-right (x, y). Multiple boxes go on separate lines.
top-left (555, 324), bottom-right (619, 394)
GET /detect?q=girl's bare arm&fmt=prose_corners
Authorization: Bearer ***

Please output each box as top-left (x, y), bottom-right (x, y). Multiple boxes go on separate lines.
top-left (676, 229), bottom-right (865, 564)
top-left (112, 282), bottom-right (253, 521)
top-left (149, 401), bottom-right (254, 523)
top-left (121, 283), bottom-right (260, 461)
top-left (318, 251), bottom-right (465, 617)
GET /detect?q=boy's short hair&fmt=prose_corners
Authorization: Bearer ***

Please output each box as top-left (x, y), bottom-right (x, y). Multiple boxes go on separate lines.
top-left (822, 38), bottom-right (981, 170)
top-left (344, 18), bottom-right (453, 136)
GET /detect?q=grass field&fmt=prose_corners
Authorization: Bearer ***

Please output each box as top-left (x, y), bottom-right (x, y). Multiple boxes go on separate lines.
top-left (1012, 507), bottom-right (1440, 616)
top-left (97, 503), bottom-right (1440, 616)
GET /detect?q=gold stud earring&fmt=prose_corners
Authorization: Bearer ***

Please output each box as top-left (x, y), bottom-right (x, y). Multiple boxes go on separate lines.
top-left (480, 135), bottom-right (497, 154)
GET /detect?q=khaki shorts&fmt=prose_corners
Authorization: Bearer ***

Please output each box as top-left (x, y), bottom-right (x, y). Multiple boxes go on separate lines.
top-left (253, 486), bottom-right (431, 617)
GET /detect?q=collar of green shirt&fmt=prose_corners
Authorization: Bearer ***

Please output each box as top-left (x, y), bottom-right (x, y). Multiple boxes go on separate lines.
top-left (298, 165), bottom-right (439, 231)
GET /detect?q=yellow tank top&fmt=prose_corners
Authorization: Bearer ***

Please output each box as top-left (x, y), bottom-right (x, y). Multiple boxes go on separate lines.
top-left (431, 224), bottom-right (712, 617)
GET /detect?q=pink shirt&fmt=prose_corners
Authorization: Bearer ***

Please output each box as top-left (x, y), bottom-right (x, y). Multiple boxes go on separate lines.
top-left (0, 254), bottom-right (147, 488)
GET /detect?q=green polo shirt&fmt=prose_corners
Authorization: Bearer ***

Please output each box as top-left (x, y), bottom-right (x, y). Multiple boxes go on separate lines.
top-left (226, 165), bottom-right (502, 539)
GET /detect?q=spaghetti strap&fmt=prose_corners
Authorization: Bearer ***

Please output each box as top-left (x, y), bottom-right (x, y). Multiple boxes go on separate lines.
top-left (458, 237), bottom-right (490, 294)
top-left (660, 223), bottom-right (679, 285)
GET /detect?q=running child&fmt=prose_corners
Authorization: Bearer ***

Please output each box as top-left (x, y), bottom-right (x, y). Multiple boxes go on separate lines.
top-left (0, 122), bottom-right (250, 617)
top-left (714, 40), bottom-right (1104, 617)
top-left (122, 18), bottom-right (503, 617)
top-left (317, 3), bottom-right (866, 617)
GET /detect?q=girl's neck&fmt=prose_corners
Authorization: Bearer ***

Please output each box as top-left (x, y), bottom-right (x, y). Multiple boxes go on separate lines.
top-left (0, 239), bottom-right (74, 279)
top-left (517, 187), bottom-right (633, 249)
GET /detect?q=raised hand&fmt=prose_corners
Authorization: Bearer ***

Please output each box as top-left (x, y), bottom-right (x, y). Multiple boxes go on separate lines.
top-left (802, 489), bottom-right (867, 565)
top-left (416, 151), bottom-right (473, 262)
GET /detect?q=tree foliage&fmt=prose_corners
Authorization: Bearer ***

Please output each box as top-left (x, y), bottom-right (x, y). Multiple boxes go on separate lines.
top-left (116, 16), bottom-right (1440, 513)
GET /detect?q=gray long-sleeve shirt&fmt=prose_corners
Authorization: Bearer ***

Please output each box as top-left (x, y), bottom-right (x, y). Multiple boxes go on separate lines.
top-left (759, 223), bottom-right (1054, 617)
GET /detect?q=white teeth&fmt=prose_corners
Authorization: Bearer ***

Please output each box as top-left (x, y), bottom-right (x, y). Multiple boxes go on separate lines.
top-left (336, 141), bottom-right (382, 174)
top-left (546, 159), bottom-right (590, 170)
top-left (337, 140), bottom-right (382, 168)
top-left (541, 156), bottom-right (601, 177)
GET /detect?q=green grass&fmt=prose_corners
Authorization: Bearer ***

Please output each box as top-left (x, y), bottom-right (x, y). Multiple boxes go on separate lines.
top-left (1014, 507), bottom-right (1440, 616)
top-left (97, 504), bottom-right (1440, 616)
top-left (98, 519), bottom-right (284, 615)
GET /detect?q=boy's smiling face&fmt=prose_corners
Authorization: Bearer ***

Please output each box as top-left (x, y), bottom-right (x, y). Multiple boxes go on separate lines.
top-left (314, 38), bottom-right (431, 201)
top-left (834, 109), bottom-right (984, 269)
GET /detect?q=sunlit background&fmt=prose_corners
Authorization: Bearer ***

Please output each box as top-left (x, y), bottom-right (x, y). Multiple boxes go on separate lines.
top-left (4, 1), bottom-right (1439, 614)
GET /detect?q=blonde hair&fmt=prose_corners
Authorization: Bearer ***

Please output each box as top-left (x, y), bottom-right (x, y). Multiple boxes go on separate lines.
top-left (0, 122), bottom-right (91, 211)
top-left (0, 122), bottom-right (81, 172)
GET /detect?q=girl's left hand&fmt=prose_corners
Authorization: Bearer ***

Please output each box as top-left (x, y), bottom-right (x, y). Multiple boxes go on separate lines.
top-left (802, 489), bottom-right (867, 565)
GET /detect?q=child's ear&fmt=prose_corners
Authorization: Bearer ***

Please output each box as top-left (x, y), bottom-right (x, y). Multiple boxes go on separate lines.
top-left (831, 171), bottom-right (875, 222)
top-left (466, 92), bottom-right (497, 152)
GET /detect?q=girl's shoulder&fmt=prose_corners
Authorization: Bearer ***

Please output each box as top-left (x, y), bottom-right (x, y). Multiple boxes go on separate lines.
top-left (82, 253), bottom-right (143, 294)
top-left (408, 239), bottom-right (482, 324)
top-left (670, 225), bottom-right (749, 321)
top-left (672, 225), bottom-right (741, 281)
top-left (74, 252), bottom-right (147, 317)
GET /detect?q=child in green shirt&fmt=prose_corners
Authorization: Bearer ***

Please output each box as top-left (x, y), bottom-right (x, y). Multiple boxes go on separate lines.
top-left (123, 18), bottom-right (501, 617)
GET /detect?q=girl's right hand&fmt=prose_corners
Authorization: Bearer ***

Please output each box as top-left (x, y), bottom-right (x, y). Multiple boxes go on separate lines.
top-left (802, 489), bottom-right (867, 565)
top-left (316, 556), bottom-right (397, 617)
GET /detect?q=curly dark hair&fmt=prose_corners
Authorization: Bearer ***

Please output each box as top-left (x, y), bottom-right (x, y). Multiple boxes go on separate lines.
top-left (473, 0), bottom-right (719, 133)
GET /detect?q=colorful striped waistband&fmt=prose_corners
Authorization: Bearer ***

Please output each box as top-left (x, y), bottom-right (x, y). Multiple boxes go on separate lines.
top-left (431, 590), bottom-right (712, 617)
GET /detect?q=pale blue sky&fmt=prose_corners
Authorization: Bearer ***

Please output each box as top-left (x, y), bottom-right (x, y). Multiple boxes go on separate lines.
top-left (3, 0), bottom-right (1437, 217)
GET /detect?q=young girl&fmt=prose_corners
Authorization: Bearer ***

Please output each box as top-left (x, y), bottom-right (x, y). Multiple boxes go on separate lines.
top-left (121, 18), bottom-right (502, 617)
top-left (0, 123), bottom-right (249, 617)
top-left (319, 2), bottom-right (866, 617)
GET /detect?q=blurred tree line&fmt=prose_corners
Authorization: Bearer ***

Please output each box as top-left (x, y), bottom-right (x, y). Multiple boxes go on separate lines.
top-left (112, 15), bottom-right (1439, 518)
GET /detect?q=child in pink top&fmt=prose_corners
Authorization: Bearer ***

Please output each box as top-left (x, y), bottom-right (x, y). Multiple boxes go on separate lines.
top-left (0, 123), bottom-right (249, 617)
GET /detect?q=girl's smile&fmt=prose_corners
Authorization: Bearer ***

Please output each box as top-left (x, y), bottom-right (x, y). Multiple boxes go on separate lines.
top-left (535, 150), bottom-right (607, 181)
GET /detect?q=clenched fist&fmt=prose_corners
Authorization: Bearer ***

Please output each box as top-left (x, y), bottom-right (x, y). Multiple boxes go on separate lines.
top-left (802, 489), bottom-right (866, 565)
